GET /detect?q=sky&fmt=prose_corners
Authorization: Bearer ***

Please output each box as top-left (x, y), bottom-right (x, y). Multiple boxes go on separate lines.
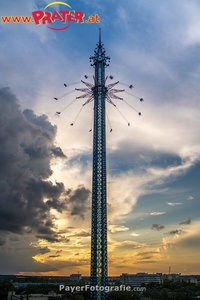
top-left (0, 0), bottom-right (200, 277)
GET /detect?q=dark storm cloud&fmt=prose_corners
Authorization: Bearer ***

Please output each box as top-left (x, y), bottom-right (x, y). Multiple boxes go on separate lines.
top-left (51, 146), bottom-right (66, 158)
top-left (0, 249), bottom-right (58, 273)
top-left (151, 224), bottom-right (165, 231)
top-left (46, 197), bottom-right (65, 213)
top-left (23, 109), bottom-right (56, 134)
top-left (66, 185), bottom-right (91, 219)
top-left (0, 235), bottom-right (6, 246)
top-left (38, 246), bottom-right (51, 255)
top-left (22, 109), bottom-right (66, 178)
top-left (0, 87), bottom-right (89, 245)
top-left (179, 218), bottom-right (191, 225)
top-left (36, 234), bottom-right (60, 243)
top-left (9, 235), bottom-right (19, 242)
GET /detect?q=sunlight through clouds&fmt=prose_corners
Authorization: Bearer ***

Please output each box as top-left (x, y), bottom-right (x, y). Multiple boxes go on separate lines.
top-left (0, 0), bottom-right (200, 276)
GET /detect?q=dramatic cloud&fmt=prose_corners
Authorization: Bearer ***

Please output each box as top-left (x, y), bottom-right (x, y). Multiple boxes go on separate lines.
top-left (66, 185), bottom-right (91, 220)
top-left (0, 87), bottom-right (90, 244)
top-left (151, 224), bottom-right (165, 231)
top-left (1, 0), bottom-right (200, 276)
top-left (179, 218), bottom-right (191, 225)
top-left (0, 235), bottom-right (6, 246)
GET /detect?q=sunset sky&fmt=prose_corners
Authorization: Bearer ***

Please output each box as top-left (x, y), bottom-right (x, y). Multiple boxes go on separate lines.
top-left (0, 0), bottom-right (200, 276)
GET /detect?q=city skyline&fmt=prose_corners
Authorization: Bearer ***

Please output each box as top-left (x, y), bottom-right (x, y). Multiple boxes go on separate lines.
top-left (0, 0), bottom-right (200, 277)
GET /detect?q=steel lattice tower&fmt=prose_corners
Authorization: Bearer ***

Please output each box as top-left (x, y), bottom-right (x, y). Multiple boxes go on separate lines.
top-left (90, 30), bottom-right (109, 300)
top-left (54, 28), bottom-right (143, 300)
top-left (75, 29), bottom-right (129, 300)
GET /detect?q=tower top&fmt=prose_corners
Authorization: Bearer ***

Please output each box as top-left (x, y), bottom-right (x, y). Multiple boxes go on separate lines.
top-left (99, 28), bottom-right (101, 45)
top-left (89, 29), bottom-right (110, 67)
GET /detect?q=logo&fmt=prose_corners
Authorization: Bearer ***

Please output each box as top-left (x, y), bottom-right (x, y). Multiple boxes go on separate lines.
top-left (1, 1), bottom-right (100, 30)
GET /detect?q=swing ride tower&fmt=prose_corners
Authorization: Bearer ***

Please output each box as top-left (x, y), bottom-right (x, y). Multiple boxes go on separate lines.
top-left (89, 30), bottom-right (109, 300)
top-left (75, 29), bottom-right (140, 300)
top-left (76, 29), bottom-right (123, 300)
top-left (54, 29), bottom-right (143, 300)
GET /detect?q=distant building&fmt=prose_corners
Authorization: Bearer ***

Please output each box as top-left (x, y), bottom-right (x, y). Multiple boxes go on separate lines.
top-left (120, 272), bottom-right (162, 286)
top-left (162, 273), bottom-right (181, 281)
top-left (162, 273), bottom-right (198, 284)
top-left (69, 273), bottom-right (82, 281)
top-left (107, 276), bottom-right (120, 282)
top-left (180, 276), bottom-right (198, 284)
